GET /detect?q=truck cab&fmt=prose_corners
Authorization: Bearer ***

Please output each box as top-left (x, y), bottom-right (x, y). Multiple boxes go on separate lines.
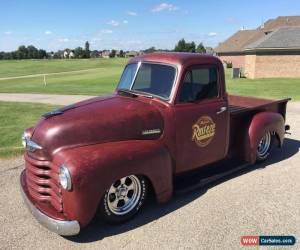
top-left (20, 53), bottom-right (289, 236)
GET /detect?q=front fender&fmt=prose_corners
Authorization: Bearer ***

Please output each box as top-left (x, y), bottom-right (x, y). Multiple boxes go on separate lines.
top-left (246, 112), bottom-right (285, 163)
top-left (53, 140), bottom-right (173, 227)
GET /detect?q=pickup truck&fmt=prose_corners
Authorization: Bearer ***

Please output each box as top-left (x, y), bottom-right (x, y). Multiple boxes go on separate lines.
top-left (20, 53), bottom-right (290, 236)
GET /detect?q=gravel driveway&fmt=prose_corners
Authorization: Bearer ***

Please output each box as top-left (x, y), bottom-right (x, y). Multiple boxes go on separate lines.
top-left (1, 102), bottom-right (299, 250)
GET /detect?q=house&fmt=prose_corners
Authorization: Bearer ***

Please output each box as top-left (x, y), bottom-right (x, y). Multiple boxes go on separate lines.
top-left (215, 16), bottom-right (300, 78)
top-left (125, 51), bottom-right (139, 57)
top-left (102, 50), bottom-right (110, 58)
top-left (69, 51), bottom-right (75, 59)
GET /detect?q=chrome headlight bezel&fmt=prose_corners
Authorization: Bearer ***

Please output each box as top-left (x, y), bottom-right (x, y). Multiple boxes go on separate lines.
top-left (59, 165), bottom-right (72, 191)
top-left (21, 131), bottom-right (29, 148)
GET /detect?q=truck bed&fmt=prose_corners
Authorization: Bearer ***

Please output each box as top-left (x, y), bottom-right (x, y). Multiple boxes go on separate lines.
top-left (228, 95), bottom-right (290, 118)
top-left (227, 95), bottom-right (290, 160)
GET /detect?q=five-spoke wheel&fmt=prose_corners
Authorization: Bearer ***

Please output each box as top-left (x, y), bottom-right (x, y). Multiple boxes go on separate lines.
top-left (99, 175), bottom-right (148, 223)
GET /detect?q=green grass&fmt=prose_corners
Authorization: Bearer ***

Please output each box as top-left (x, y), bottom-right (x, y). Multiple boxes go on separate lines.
top-left (0, 59), bottom-right (299, 100)
top-left (225, 69), bottom-right (300, 101)
top-left (0, 101), bottom-right (60, 158)
top-left (0, 58), bottom-right (127, 77)
top-left (0, 58), bottom-right (127, 95)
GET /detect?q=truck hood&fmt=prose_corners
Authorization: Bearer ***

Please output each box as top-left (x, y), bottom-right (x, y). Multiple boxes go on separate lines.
top-left (29, 95), bottom-right (164, 160)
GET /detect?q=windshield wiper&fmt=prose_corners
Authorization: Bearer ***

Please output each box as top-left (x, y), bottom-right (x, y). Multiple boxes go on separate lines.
top-left (117, 88), bottom-right (139, 97)
top-left (117, 89), bottom-right (153, 99)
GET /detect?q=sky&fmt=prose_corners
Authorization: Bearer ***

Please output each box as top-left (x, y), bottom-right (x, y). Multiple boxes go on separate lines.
top-left (0, 0), bottom-right (299, 52)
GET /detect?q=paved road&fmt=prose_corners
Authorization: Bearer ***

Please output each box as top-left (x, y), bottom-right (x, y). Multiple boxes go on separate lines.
top-left (0, 93), bottom-right (96, 105)
top-left (1, 103), bottom-right (299, 250)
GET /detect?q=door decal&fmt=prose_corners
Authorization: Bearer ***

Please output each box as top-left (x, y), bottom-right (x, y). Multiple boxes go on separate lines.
top-left (192, 116), bottom-right (216, 147)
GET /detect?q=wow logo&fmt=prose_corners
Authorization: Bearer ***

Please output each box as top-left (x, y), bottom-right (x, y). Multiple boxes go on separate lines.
top-left (192, 116), bottom-right (216, 147)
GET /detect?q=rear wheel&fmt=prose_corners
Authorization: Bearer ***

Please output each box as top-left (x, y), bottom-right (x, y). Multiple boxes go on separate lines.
top-left (256, 131), bottom-right (273, 162)
top-left (99, 175), bottom-right (148, 224)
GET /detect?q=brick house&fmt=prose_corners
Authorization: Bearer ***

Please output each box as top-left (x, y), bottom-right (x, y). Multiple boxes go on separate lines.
top-left (215, 16), bottom-right (300, 78)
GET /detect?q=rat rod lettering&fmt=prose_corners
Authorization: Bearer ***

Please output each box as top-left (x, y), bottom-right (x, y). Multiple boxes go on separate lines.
top-left (20, 53), bottom-right (290, 235)
top-left (192, 116), bottom-right (216, 147)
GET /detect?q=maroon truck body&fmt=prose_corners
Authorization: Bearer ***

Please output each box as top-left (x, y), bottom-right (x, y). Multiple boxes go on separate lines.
top-left (20, 53), bottom-right (289, 235)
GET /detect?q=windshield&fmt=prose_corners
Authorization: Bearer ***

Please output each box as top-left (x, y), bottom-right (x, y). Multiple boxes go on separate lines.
top-left (117, 62), bottom-right (176, 99)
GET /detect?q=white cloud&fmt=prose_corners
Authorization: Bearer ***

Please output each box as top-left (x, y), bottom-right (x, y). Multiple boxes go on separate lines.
top-left (151, 3), bottom-right (179, 12)
top-left (44, 30), bottom-right (52, 35)
top-left (4, 31), bottom-right (12, 35)
top-left (127, 11), bottom-right (137, 16)
top-left (123, 20), bottom-right (128, 24)
top-left (58, 38), bottom-right (69, 42)
top-left (101, 29), bottom-right (113, 34)
top-left (107, 20), bottom-right (120, 26)
top-left (208, 32), bottom-right (217, 37)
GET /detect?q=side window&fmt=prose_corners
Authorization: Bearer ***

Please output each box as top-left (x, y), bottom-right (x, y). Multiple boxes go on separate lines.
top-left (179, 66), bottom-right (218, 102)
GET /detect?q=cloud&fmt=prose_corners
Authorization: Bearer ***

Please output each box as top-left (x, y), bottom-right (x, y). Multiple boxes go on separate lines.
top-left (58, 38), bottom-right (69, 42)
top-left (151, 3), bottom-right (179, 12)
top-left (127, 11), bottom-right (137, 16)
top-left (208, 32), bottom-right (217, 37)
top-left (101, 29), bottom-right (113, 34)
top-left (123, 20), bottom-right (128, 24)
top-left (4, 31), bottom-right (12, 35)
top-left (44, 30), bottom-right (52, 35)
top-left (107, 20), bottom-right (120, 26)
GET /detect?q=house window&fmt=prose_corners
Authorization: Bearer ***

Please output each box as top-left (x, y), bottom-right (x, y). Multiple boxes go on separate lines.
top-left (179, 66), bottom-right (218, 102)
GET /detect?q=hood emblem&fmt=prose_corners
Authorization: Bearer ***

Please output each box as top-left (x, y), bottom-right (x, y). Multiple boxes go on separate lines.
top-left (142, 129), bottom-right (161, 135)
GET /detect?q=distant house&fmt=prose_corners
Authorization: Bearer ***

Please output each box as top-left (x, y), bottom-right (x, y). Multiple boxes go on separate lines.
top-left (63, 50), bottom-right (69, 59)
top-left (205, 47), bottom-right (215, 55)
top-left (215, 16), bottom-right (300, 78)
top-left (125, 51), bottom-right (139, 57)
top-left (69, 51), bottom-right (75, 59)
top-left (102, 50), bottom-right (110, 58)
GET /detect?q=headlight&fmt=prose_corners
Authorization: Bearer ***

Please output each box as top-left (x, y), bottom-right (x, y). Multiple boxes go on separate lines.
top-left (59, 165), bottom-right (72, 190)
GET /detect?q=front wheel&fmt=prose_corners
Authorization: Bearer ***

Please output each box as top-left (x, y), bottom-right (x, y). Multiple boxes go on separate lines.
top-left (98, 175), bottom-right (148, 224)
top-left (256, 131), bottom-right (273, 162)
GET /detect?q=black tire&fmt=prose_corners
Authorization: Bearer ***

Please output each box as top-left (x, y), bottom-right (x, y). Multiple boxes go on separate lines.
top-left (256, 131), bottom-right (273, 162)
top-left (98, 175), bottom-right (148, 224)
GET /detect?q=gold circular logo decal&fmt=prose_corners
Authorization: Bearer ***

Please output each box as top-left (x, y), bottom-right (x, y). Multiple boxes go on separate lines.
top-left (192, 116), bottom-right (216, 147)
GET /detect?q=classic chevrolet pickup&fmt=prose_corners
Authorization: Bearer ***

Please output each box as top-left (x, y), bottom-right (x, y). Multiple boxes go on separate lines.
top-left (20, 53), bottom-right (290, 236)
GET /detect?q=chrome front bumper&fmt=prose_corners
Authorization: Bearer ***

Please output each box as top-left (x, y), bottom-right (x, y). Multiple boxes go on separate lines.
top-left (20, 173), bottom-right (80, 236)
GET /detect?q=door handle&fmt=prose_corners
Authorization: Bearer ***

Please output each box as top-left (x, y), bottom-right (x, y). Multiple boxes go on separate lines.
top-left (217, 106), bottom-right (227, 115)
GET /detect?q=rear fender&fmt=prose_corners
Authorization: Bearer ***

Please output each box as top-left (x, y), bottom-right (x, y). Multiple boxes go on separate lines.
top-left (246, 112), bottom-right (285, 163)
top-left (53, 140), bottom-right (173, 227)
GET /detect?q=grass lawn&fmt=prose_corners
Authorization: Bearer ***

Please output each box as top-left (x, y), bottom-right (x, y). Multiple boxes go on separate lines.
top-left (0, 58), bottom-right (127, 96)
top-left (0, 101), bottom-right (60, 158)
top-left (0, 59), bottom-right (299, 100)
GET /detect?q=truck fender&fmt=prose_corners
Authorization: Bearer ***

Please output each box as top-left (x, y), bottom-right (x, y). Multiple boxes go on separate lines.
top-left (245, 112), bottom-right (285, 163)
top-left (53, 140), bottom-right (173, 227)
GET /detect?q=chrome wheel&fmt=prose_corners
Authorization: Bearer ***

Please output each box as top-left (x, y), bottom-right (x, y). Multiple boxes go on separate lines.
top-left (106, 175), bottom-right (142, 216)
top-left (257, 131), bottom-right (271, 159)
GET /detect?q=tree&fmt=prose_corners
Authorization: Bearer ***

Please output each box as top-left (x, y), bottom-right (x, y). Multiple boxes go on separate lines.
top-left (84, 41), bottom-right (90, 58)
top-left (74, 47), bottom-right (84, 58)
top-left (109, 49), bottom-right (116, 58)
top-left (119, 50), bottom-right (125, 57)
top-left (144, 46), bottom-right (156, 53)
top-left (27, 45), bottom-right (39, 59)
top-left (196, 42), bottom-right (206, 54)
top-left (17, 45), bottom-right (28, 59)
top-left (174, 39), bottom-right (196, 52)
top-left (174, 39), bottom-right (187, 52)
top-left (38, 49), bottom-right (47, 59)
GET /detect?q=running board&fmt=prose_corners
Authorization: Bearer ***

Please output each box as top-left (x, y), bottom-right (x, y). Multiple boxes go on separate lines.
top-left (174, 161), bottom-right (251, 195)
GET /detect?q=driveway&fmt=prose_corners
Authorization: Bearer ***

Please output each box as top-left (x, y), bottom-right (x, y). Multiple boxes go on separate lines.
top-left (1, 103), bottom-right (299, 250)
